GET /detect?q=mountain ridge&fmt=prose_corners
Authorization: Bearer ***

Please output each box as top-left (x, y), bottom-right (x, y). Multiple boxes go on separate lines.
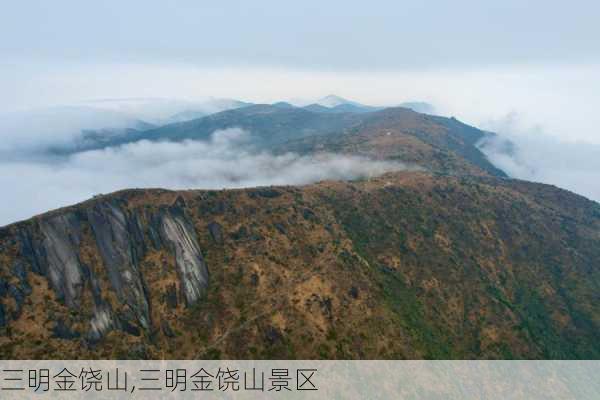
top-left (53, 104), bottom-right (505, 179)
top-left (0, 171), bottom-right (599, 359)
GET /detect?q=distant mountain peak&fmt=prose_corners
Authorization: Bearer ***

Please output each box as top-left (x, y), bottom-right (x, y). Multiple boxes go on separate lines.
top-left (317, 95), bottom-right (360, 108)
top-left (272, 101), bottom-right (295, 109)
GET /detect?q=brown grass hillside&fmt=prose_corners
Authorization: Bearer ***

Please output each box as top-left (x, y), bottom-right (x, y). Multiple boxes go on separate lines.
top-left (0, 171), bottom-right (598, 359)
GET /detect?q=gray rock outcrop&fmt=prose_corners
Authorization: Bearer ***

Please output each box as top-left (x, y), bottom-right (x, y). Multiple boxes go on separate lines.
top-left (159, 210), bottom-right (209, 306)
top-left (1, 197), bottom-right (209, 341)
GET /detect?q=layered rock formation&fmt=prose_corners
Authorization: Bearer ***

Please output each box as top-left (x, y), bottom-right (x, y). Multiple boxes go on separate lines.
top-left (0, 196), bottom-right (208, 346)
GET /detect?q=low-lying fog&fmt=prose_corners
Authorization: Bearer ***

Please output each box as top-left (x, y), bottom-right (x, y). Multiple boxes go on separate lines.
top-left (1, 98), bottom-right (598, 227)
top-left (0, 127), bottom-right (411, 226)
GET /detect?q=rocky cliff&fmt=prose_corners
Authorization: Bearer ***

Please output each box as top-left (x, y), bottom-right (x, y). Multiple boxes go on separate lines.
top-left (0, 195), bottom-right (208, 354)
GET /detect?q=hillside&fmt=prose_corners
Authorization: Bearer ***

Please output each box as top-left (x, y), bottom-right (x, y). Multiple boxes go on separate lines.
top-left (60, 104), bottom-right (505, 178)
top-left (61, 104), bottom-right (365, 153)
top-left (0, 171), bottom-right (598, 359)
top-left (275, 107), bottom-right (506, 177)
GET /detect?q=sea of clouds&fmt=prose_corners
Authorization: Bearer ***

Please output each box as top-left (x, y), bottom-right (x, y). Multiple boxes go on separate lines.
top-left (1, 97), bottom-right (599, 227)
top-left (477, 112), bottom-right (600, 204)
top-left (0, 128), bottom-right (410, 226)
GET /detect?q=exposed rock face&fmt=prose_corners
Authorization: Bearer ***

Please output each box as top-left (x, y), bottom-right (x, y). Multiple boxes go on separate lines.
top-left (87, 201), bottom-right (150, 330)
top-left (0, 197), bottom-right (209, 342)
top-left (39, 213), bottom-right (86, 308)
top-left (159, 210), bottom-right (209, 305)
top-left (89, 305), bottom-right (117, 341)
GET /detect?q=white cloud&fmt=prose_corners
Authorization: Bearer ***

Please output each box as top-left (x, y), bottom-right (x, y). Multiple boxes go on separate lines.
top-left (0, 129), bottom-right (412, 226)
top-left (0, 98), bottom-right (250, 155)
top-left (0, 106), bottom-right (142, 154)
top-left (478, 113), bottom-right (600, 203)
top-left (76, 97), bottom-right (248, 124)
top-left (1, 62), bottom-right (599, 222)
top-left (4, 63), bottom-right (599, 144)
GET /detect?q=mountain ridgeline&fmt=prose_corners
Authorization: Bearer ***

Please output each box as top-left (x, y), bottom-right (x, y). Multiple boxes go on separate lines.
top-left (0, 96), bottom-right (598, 359)
top-left (59, 102), bottom-right (505, 178)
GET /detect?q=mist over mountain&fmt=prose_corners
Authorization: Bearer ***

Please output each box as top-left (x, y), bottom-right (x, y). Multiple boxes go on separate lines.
top-left (477, 112), bottom-right (600, 204)
top-left (0, 106), bottom-right (149, 156)
top-left (0, 97), bottom-right (253, 156)
top-left (1, 98), bottom-right (491, 226)
top-left (316, 95), bottom-right (356, 108)
top-left (78, 97), bottom-right (253, 124)
top-left (0, 128), bottom-right (413, 226)
top-left (1, 94), bottom-right (598, 228)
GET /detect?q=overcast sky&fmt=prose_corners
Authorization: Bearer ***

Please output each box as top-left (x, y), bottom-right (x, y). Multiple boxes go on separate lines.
top-left (2, 1), bottom-right (599, 140)
top-left (2, 1), bottom-right (598, 69)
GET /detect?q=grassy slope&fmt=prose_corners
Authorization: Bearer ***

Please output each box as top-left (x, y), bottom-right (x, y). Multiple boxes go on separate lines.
top-left (0, 171), bottom-right (598, 359)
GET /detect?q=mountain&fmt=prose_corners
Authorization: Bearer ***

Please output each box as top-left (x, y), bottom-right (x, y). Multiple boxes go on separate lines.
top-left (271, 101), bottom-right (296, 109)
top-left (273, 107), bottom-right (506, 177)
top-left (63, 104), bottom-right (505, 178)
top-left (303, 103), bottom-right (336, 113)
top-left (2, 98), bottom-right (257, 157)
top-left (308, 96), bottom-right (435, 114)
top-left (316, 94), bottom-right (356, 107)
top-left (127, 104), bottom-right (367, 146)
top-left (163, 98), bottom-right (254, 124)
top-left (302, 103), bottom-right (374, 113)
top-left (56, 104), bottom-right (367, 153)
top-left (329, 103), bottom-right (380, 113)
top-left (316, 95), bottom-right (381, 112)
top-left (4, 96), bottom-right (597, 359)
top-left (306, 99), bottom-right (435, 115)
top-left (71, 122), bottom-right (158, 152)
top-left (0, 171), bottom-right (598, 359)
top-left (399, 101), bottom-right (436, 114)
top-left (164, 110), bottom-right (207, 124)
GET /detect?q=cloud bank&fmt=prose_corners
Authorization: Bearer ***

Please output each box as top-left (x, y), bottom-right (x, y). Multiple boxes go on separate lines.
top-left (478, 113), bottom-right (600, 203)
top-left (0, 98), bottom-right (250, 157)
top-left (0, 129), bottom-right (411, 226)
top-left (0, 106), bottom-right (144, 155)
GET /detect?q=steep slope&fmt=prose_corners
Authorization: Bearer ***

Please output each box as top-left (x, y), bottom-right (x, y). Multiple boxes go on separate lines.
top-left (0, 171), bottom-right (598, 359)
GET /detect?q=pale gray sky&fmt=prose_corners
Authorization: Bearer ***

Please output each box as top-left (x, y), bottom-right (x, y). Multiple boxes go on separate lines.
top-left (2, 1), bottom-right (599, 69)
